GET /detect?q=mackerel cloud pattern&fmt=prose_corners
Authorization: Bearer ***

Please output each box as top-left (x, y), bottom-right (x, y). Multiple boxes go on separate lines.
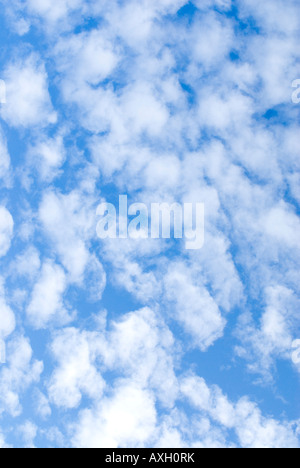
top-left (0, 0), bottom-right (299, 449)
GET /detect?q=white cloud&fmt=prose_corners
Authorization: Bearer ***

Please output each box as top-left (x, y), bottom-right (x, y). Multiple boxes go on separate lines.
top-left (0, 129), bottom-right (11, 186)
top-left (261, 202), bottom-right (300, 249)
top-left (0, 278), bottom-right (16, 344)
top-left (155, 410), bottom-right (231, 448)
top-left (106, 3), bottom-right (156, 46)
top-left (147, 0), bottom-right (187, 15)
top-left (0, 0), bottom-right (299, 449)
top-left (0, 336), bottom-right (43, 417)
top-left (191, 12), bottom-right (233, 69)
top-left (105, 308), bottom-right (178, 406)
top-left (181, 376), bottom-right (235, 428)
top-left (194, 0), bottom-right (232, 10)
top-left (72, 382), bottom-right (157, 448)
top-left (35, 389), bottom-right (52, 419)
top-left (103, 0), bottom-right (187, 48)
top-left (99, 238), bottom-right (161, 302)
top-left (26, 0), bottom-right (82, 23)
top-left (11, 246), bottom-right (41, 281)
top-left (55, 30), bottom-right (118, 86)
top-left (164, 264), bottom-right (226, 351)
top-left (234, 397), bottom-right (299, 449)
top-left (0, 431), bottom-right (10, 448)
top-left (48, 307), bottom-right (177, 410)
top-left (38, 189), bottom-right (106, 297)
top-left (144, 154), bottom-right (181, 190)
top-left (39, 190), bottom-right (104, 286)
top-left (18, 421), bottom-right (38, 448)
top-left (1, 54), bottom-right (57, 127)
top-left (181, 374), bottom-right (299, 448)
top-left (48, 327), bottom-right (105, 409)
top-left (0, 206), bottom-right (13, 258)
top-left (121, 83), bottom-right (169, 137)
top-left (39, 191), bottom-right (89, 281)
top-left (198, 91), bottom-right (253, 132)
top-left (235, 285), bottom-right (300, 378)
top-left (27, 134), bottom-right (66, 182)
top-left (239, 0), bottom-right (300, 35)
top-left (27, 260), bottom-right (71, 329)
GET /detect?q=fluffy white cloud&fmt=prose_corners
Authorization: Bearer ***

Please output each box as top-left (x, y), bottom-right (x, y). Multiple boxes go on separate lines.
top-left (72, 382), bottom-right (157, 448)
top-left (0, 129), bottom-right (11, 186)
top-left (104, 308), bottom-right (178, 406)
top-left (239, 0), bottom-right (300, 35)
top-left (120, 83), bottom-right (169, 137)
top-left (0, 54), bottom-right (57, 127)
top-left (26, 0), bottom-right (83, 23)
top-left (27, 134), bottom-right (66, 182)
top-left (48, 327), bottom-right (105, 409)
top-left (27, 261), bottom-right (71, 329)
top-left (0, 336), bottom-right (43, 417)
top-left (102, 0), bottom-right (187, 48)
top-left (98, 237), bottom-right (161, 302)
top-left (0, 431), bottom-right (10, 448)
top-left (0, 206), bottom-right (13, 258)
top-left (0, 277), bottom-right (16, 340)
top-left (191, 12), bottom-right (234, 69)
top-left (181, 374), bottom-right (299, 448)
top-left (39, 191), bottom-right (89, 281)
top-left (11, 246), bottom-right (41, 281)
top-left (236, 285), bottom-right (300, 377)
top-left (198, 91), bottom-right (253, 132)
top-left (18, 421), bottom-right (38, 448)
top-left (55, 30), bottom-right (118, 86)
top-left (39, 190), bottom-right (106, 291)
top-left (69, 366), bottom-right (300, 448)
top-left (48, 308), bottom-right (177, 410)
top-left (155, 409), bottom-right (231, 448)
top-left (194, 0), bottom-right (232, 10)
top-left (164, 265), bottom-right (226, 350)
top-left (0, 0), bottom-right (299, 450)
top-left (261, 202), bottom-right (300, 249)
top-left (34, 389), bottom-right (52, 419)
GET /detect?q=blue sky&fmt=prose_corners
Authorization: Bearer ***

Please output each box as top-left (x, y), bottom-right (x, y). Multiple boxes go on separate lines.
top-left (0, 0), bottom-right (299, 448)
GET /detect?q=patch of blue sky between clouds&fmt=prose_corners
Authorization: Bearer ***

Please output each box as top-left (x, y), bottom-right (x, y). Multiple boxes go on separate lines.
top-left (0, 0), bottom-right (299, 448)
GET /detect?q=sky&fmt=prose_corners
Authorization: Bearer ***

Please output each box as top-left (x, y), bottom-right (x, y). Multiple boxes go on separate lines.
top-left (0, 0), bottom-right (299, 449)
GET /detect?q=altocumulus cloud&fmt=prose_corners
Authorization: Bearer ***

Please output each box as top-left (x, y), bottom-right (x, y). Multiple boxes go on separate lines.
top-left (0, 0), bottom-right (299, 448)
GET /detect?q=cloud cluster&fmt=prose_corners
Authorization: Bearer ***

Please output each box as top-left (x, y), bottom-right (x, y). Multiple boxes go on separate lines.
top-left (0, 207), bottom-right (13, 258)
top-left (0, 131), bottom-right (11, 187)
top-left (0, 54), bottom-right (57, 128)
top-left (0, 0), bottom-right (299, 448)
